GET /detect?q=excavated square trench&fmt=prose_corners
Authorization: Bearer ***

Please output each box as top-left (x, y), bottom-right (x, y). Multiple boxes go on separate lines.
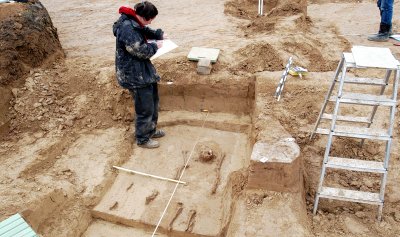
top-left (90, 124), bottom-right (250, 236)
top-left (81, 80), bottom-right (307, 237)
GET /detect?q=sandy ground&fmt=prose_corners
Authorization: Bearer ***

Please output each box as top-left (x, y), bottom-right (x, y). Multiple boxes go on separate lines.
top-left (1, 0), bottom-right (400, 236)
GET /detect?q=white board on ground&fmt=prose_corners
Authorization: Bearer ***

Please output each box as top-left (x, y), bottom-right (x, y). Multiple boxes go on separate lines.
top-left (187, 47), bottom-right (220, 63)
top-left (351, 46), bottom-right (399, 69)
top-left (390, 34), bottom-right (400, 41)
top-left (150, 39), bottom-right (178, 61)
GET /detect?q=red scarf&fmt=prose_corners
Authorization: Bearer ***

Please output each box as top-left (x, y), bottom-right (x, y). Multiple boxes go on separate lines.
top-left (118, 6), bottom-right (144, 28)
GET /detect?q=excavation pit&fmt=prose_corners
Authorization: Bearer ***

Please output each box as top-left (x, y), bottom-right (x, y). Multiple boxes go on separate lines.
top-left (83, 77), bottom-right (307, 236)
top-left (90, 113), bottom-right (252, 236)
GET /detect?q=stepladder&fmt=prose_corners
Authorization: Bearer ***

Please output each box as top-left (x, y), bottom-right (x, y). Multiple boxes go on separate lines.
top-left (310, 49), bottom-right (400, 221)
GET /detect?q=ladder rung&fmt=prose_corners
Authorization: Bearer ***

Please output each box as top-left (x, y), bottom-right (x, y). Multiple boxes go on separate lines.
top-left (319, 187), bottom-right (382, 205)
top-left (316, 125), bottom-right (390, 140)
top-left (321, 113), bottom-right (370, 123)
top-left (329, 93), bottom-right (396, 106)
top-left (341, 77), bottom-right (387, 86)
top-left (326, 156), bottom-right (386, 173)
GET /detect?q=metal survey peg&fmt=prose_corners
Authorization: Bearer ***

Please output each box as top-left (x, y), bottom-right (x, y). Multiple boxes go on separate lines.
top-left (258, 0), bottom-right (264, 15)
top-left (274, 57), bottom-right (293, 101)
top-left (311, 50), bottom-right (399, 221)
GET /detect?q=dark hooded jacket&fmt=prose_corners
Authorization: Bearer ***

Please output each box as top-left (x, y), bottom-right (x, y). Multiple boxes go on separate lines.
top-left (113, 8), bottom-right (164, 89)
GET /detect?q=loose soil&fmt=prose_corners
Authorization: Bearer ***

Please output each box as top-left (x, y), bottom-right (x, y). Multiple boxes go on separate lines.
top-left (0, 0), bottom-right (400, 236)
top-left (0, 0), bottom-right (63, 85)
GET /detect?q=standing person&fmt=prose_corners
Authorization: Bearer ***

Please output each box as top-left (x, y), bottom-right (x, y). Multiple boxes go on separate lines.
top-left (113, 1), bottom-right (166, 149)
top-left (368, 0), bottom-right (394, 42)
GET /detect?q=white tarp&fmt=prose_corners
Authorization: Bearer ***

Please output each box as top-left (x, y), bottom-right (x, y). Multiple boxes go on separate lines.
top-left (351, 46), bottom-right (399, 69)
top-left (390, 34), bottom-right (400, 41)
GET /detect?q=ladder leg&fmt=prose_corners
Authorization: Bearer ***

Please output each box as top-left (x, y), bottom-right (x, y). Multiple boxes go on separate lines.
top-left (377, 141), bottom-right (391, 221)
top-left (310, 57), bottom-right (344, 139)
top-left (313, 194), bottom-right (320, 215)
top-left (378, 204), bottom-right (383, 221)
top-left (313, 163), bottom-right (326, 214)
top-left (380, 68), bottom-right (399, 186)
top-left (313, 64), bottom-right (348, 214)
top-left (376, 69), bottom-right (399, 220)
top-left (360, 69), bottom-right (392, 146)
top-left (377, 171), bottom-right (388, 221)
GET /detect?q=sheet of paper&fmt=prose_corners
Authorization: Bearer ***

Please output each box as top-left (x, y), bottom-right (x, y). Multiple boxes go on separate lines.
top-left (351, 46), bottom-right (399, 69)
top-left (150, 39), bottom-right (178, 61)
top-left (390, 34), bottom-right (400, 41)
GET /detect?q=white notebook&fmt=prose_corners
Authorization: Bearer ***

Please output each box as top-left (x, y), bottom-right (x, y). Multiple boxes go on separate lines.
top-left (150, 39), bottom-right (178, 61)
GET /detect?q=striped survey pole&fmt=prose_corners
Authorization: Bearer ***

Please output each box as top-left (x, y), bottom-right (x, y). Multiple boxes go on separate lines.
top-left (274, 57), bottom-right (293, 101)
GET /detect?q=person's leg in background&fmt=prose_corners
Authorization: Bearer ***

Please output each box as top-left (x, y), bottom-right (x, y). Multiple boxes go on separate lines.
top-left (368, 0), bottom-right (394, 41)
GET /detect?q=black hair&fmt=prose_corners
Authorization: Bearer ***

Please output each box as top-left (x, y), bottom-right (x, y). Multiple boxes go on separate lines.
top-left (134, 1), bottom-right (158, 21)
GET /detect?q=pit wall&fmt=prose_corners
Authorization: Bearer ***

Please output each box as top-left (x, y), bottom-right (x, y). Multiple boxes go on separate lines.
top-left (15, 128), bottom-right (133, 237)
top-left (158, 77), bottom-right (255, 115)
top-left (22, 171), bottom-right (124, 237)
top-left (0, 87), bottom-right (12, 135)
top-left (248, 71), bottom-right (304, 194)
top-left (22, 188), bottom-right (92, 237)
top-left (224, 71), bottom-right (311, 236)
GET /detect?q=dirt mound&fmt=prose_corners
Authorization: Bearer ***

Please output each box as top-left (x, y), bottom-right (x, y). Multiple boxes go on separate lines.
top-left (154, 56), bottom-right (230, 84)
top-left (3, 59), bottom-right (124, 138)
top-left (268, 0), bottom-right (307, 18)
top-left (225, 0), bottom-right (351, 73)
top-left (230, 43), bottom-right (283, 73)
top-left (225, 0), bottom-right (307, 20)
top-left (225, 0), bottom-right (307, 34)
top-left (154, 57), bottom-right (197, 84)
top-left (0, 0), bottom-right (64, 85)
top-left (283, 41), bottom-right (338, 71)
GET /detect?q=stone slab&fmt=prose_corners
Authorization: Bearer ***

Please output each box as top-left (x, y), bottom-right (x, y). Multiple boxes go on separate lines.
top-left (187, 47), bottom-right (220, 63)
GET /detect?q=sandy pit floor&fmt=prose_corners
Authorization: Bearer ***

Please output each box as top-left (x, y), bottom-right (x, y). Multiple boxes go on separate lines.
top-left (0, 0), bottom-right (400, 236)
top-left (91, 123), bottom-right (251, 236)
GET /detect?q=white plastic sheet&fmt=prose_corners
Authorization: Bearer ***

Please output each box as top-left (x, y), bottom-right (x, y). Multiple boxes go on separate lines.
top-left (351, 46), bottom-right (399, 69)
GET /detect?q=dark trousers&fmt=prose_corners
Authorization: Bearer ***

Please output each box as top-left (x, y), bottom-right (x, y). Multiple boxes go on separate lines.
top-left (130, 83), bottom-right (159, 144)
top-left (378, 0), bottom-right (394, 25)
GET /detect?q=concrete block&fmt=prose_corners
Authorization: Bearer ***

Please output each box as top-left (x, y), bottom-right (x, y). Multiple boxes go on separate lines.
top-left (197, 58), bottom-right (212, 75)
top-left (247, 140), bottom-right (302, 192)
